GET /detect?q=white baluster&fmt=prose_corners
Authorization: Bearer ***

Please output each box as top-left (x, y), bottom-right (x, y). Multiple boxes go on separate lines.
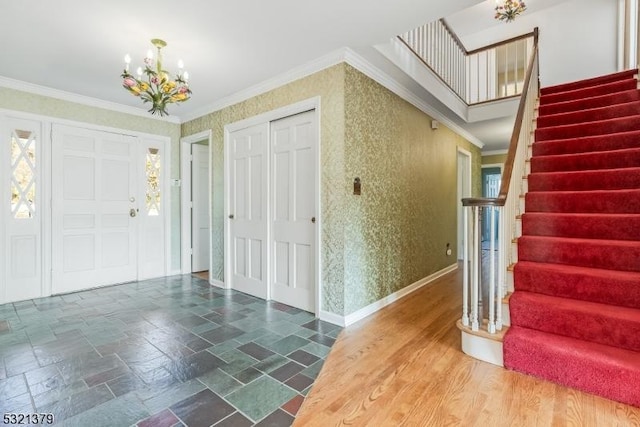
top-left (471, 206), bottom-right (480, 331)
top-left (488, 206), bottom-right (497, 334)
top-left (462, 206), bottom-right (470, 327)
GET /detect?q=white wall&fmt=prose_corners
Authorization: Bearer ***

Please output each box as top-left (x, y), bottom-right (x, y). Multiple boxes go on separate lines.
top-left (456, 0), bottom-right (619, 88)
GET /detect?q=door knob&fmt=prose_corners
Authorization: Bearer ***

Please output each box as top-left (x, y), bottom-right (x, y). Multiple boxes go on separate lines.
top-left (229, 214), bottom-right (234, 219)
top-left (311, 217), bottom-right (316, 223)
top-left (129, 208), bottom-right (137, 218)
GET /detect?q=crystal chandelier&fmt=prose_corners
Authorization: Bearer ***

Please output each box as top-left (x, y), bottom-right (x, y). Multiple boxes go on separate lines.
top-left (494, 0), bottom-right (527, 23)
top-left (121, 39), bottom-right (191, 116)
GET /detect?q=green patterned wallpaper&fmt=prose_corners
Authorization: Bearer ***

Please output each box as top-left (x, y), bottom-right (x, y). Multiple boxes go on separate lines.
top-left (0, 87), bottom-right (182, 270)
top-left (182, 63), bottom-right (480, 317)
top-left (342, 65), bottom-right (481, 314)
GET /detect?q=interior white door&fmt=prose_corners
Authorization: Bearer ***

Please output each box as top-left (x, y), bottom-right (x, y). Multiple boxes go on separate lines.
top-left (228, 123), bottom-right (269, 299)
top-left (52, 125), bottom-right (138, 294)
top-left (271, 111), bottom-right (316, 312)
top-left (2, 117), bottom-right (43, 303)
top-left (191, 144), bottom-right (210, 273)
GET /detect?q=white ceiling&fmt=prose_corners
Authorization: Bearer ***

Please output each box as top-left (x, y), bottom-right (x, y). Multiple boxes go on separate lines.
top-left (0, 0), bottom-right (620, 152)
top-left (0, 0), bottom-right (480, 120)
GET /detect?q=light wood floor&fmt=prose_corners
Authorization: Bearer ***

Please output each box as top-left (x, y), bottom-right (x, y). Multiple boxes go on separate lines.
top-left (295, 265), bottom-right (640, 427)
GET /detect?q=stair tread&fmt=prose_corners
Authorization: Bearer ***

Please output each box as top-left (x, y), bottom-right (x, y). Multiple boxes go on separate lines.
top-left (540, 79), bottom-right (638, 106)
top-left (532, 129), bottom-right (640, 156)
top-left (537, 100), bottom-right (640, 128)
top-left (540, 69), bottom-right (638, 96)
top-left (504, 326), bottom-right (640, 409)
top-left (539, 89), bottom-right (640, 116)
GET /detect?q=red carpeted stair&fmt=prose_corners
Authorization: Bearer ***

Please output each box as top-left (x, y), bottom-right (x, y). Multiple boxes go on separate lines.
top-left (503, 69), bottom-right (640, 407)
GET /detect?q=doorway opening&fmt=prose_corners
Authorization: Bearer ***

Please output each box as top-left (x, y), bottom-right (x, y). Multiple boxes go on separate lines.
top-left (180, 130), bottom-right (212, 281)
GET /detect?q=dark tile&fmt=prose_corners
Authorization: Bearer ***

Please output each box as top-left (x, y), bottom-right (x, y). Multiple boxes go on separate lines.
top-left (0, 374), bottom-right (29, 399)
top-left (137, 409), bottom-right (179, 427)
top-left (203, 310), bottom-right (247, 325)
top-left (185, 335), bottom-right (212, 352)
top-left (308, 333), bottom-right (336, 347)
top-left (213, 412), bottom-right (253, 427)
top-left (200, 325), bottom-right (245, 345)
top-left (238, 342), bottom-right (276, 361)
top-left (169, 389), bottom-right (235, 427)
top-left (106, 373), bottom-right (147, 397)
top-left (169, 351), bottom-right (225, 382)
top-left (84, 364), bottom-right (131, 387)
top-left (39, 383), bottom-right (114, 422)
top-left (268, 361), bottom-right (305, 382)
top-left (253, 354), bottom-right (289, 374)
top-left (233, 367), bottom-right (262, 384)
top-left (0, 320), bottom-right (10, 333)
top-left (175, 314), bottom-right (209, 328)
top-left (281, 394), bottom-right (305, 416)
top-left (287, 349), bottom-right (320, 367)
top-left (267, 335), bottom-right (310, 355)
top-left (301, 319), bottom-right (340, 334)
top-left (255, 409), bottom-right (295, 427)
top-left (285, 373), bottom-right (314, 392)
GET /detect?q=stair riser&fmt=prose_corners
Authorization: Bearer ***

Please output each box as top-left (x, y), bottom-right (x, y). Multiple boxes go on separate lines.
top-left (540, 69), bottom-right (638, 96)
top-left (540, 79), bottom-right (638, 105)
top-left (535, 116), bottom-right (640, 142)
top-left (504, 328), bottom-right (640, 408)
top-left (528, 169), bottom-right (640, 192)
top-left (533, 131), bottom-right (640, 156)
top-left (525, 190), bottom-right (640, 213)
top-left (510, 292), bottom-right (640, 352)
top-left (530, 148), bottom-right (640, 173)
top-left (514, 263), bottom-right (640, 309)
top-left (537, 102), bottom-right (640, 129)
top-left (518, 237), bottom-right (640, 272)
top-left (539, 90), bottom-right (640, 116)
top-left (522, 214), bottom-right (640, 241)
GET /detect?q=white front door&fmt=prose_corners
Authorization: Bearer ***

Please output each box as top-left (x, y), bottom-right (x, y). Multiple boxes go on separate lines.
top-left (191, 144), bottom-right (210, 273)
top-left (228, 123), bottom-right (269, 299)
top-left (1, 117), bottom-right (43, 303)
top-left (270, 111), bottom-right (316, 311)
top-left (52, 125), bottom-right (138, 294)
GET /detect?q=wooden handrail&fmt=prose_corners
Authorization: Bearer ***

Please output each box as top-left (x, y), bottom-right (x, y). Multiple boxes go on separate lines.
top-left (466, 30), bottom-right (537, 55)
top-left (463, 27), bottom-right (539, 208)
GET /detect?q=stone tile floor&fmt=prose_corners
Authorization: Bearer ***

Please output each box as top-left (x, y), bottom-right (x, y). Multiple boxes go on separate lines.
top-left (0, 275), bottom-right (340, 426)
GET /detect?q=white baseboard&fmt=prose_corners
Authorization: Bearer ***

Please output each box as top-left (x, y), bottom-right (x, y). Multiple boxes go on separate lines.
top-left (319, 310), bottom-right (347, 327)
top-left (210, 278), bottom-right (225, 289)
top-left (461, 330), bottom-right (504, 367)
top-left (319, 263), bottom-right (458, 328)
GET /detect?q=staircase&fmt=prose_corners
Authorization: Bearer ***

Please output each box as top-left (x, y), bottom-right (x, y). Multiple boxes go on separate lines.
top-left (503, 69), bottom-right (640, 408)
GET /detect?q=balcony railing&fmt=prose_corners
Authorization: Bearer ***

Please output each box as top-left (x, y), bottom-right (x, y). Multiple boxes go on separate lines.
top-left (398, 19), bottom-right (536, 105)
top-left (461, 29), bottom-right (540, 337)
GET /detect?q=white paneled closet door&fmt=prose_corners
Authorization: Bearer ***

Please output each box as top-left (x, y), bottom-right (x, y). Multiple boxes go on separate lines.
top-left (1, 117), bottom-right (44, 303)
top-left (228, 123), bottom-right (269, 300)
top-left (52, 125), bottom-right (138, 294)
top-left (191, 144), bottom-right (210, 273)
top-left (270, 111), bottom-right (317, 312)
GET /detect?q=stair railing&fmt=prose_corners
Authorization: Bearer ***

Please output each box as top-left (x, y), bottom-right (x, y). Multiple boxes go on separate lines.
top-left (461, 28), bottom-right (539, 335)
top-left (398, 20), bottom-right (536, 105)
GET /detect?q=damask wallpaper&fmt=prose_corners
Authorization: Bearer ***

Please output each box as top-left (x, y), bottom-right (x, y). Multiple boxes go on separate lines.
top-left (182, 63), bottom-right (481, 317)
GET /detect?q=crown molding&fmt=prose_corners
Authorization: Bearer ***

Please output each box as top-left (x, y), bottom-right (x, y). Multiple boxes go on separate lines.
top-left (179, 48), bottom-right (349, 123)
top-left (342, 47), bottom-right (484, 149)
top-left (0, 76), bottom-right (180, 124)
top-left (482, 149), bottom-right (508, 156)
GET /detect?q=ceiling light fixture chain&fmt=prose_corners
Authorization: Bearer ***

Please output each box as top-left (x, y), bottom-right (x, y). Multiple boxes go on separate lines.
top-left (121, 39), bottom-right (192, 116)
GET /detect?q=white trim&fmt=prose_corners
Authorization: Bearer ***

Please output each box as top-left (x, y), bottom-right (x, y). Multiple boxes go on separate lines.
top-left (0, 76), bottom-right (180, 124)
top-left (321, 264), bottom-right (459, 328)
top-left (181, 51), bottom-right (344, 123)
top-left (224, 98), bottom-right (322, 313)
top-left (482, 149), bottom-right (508, 156)
top-left (482, 163), bottom-right (504, 171)
top-left (180, 130), bottom-right (212, 274)
top-left (210, 278), bottom-right (225, 288)
top-left (319, 310), bottom-right (346, 328)
top-left (460, 331), bottom-right (504, 366)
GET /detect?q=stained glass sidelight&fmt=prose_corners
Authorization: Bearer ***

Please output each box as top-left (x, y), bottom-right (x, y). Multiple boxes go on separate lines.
top-left (10, 130), bottom-right (36, 219)
top-left (145, 147), bottom-right (161, 216)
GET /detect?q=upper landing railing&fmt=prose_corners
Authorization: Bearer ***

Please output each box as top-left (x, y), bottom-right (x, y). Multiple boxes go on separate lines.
top-left (399, 19), bottom-right (536, 105)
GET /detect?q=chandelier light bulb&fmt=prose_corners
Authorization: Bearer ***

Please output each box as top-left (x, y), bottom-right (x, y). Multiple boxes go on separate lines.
top-left (120, 38), bottom-right (192, 116)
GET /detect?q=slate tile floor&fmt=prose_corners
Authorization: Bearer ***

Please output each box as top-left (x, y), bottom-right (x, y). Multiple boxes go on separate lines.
top-left (0, 275), bottom-right (340, 426)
